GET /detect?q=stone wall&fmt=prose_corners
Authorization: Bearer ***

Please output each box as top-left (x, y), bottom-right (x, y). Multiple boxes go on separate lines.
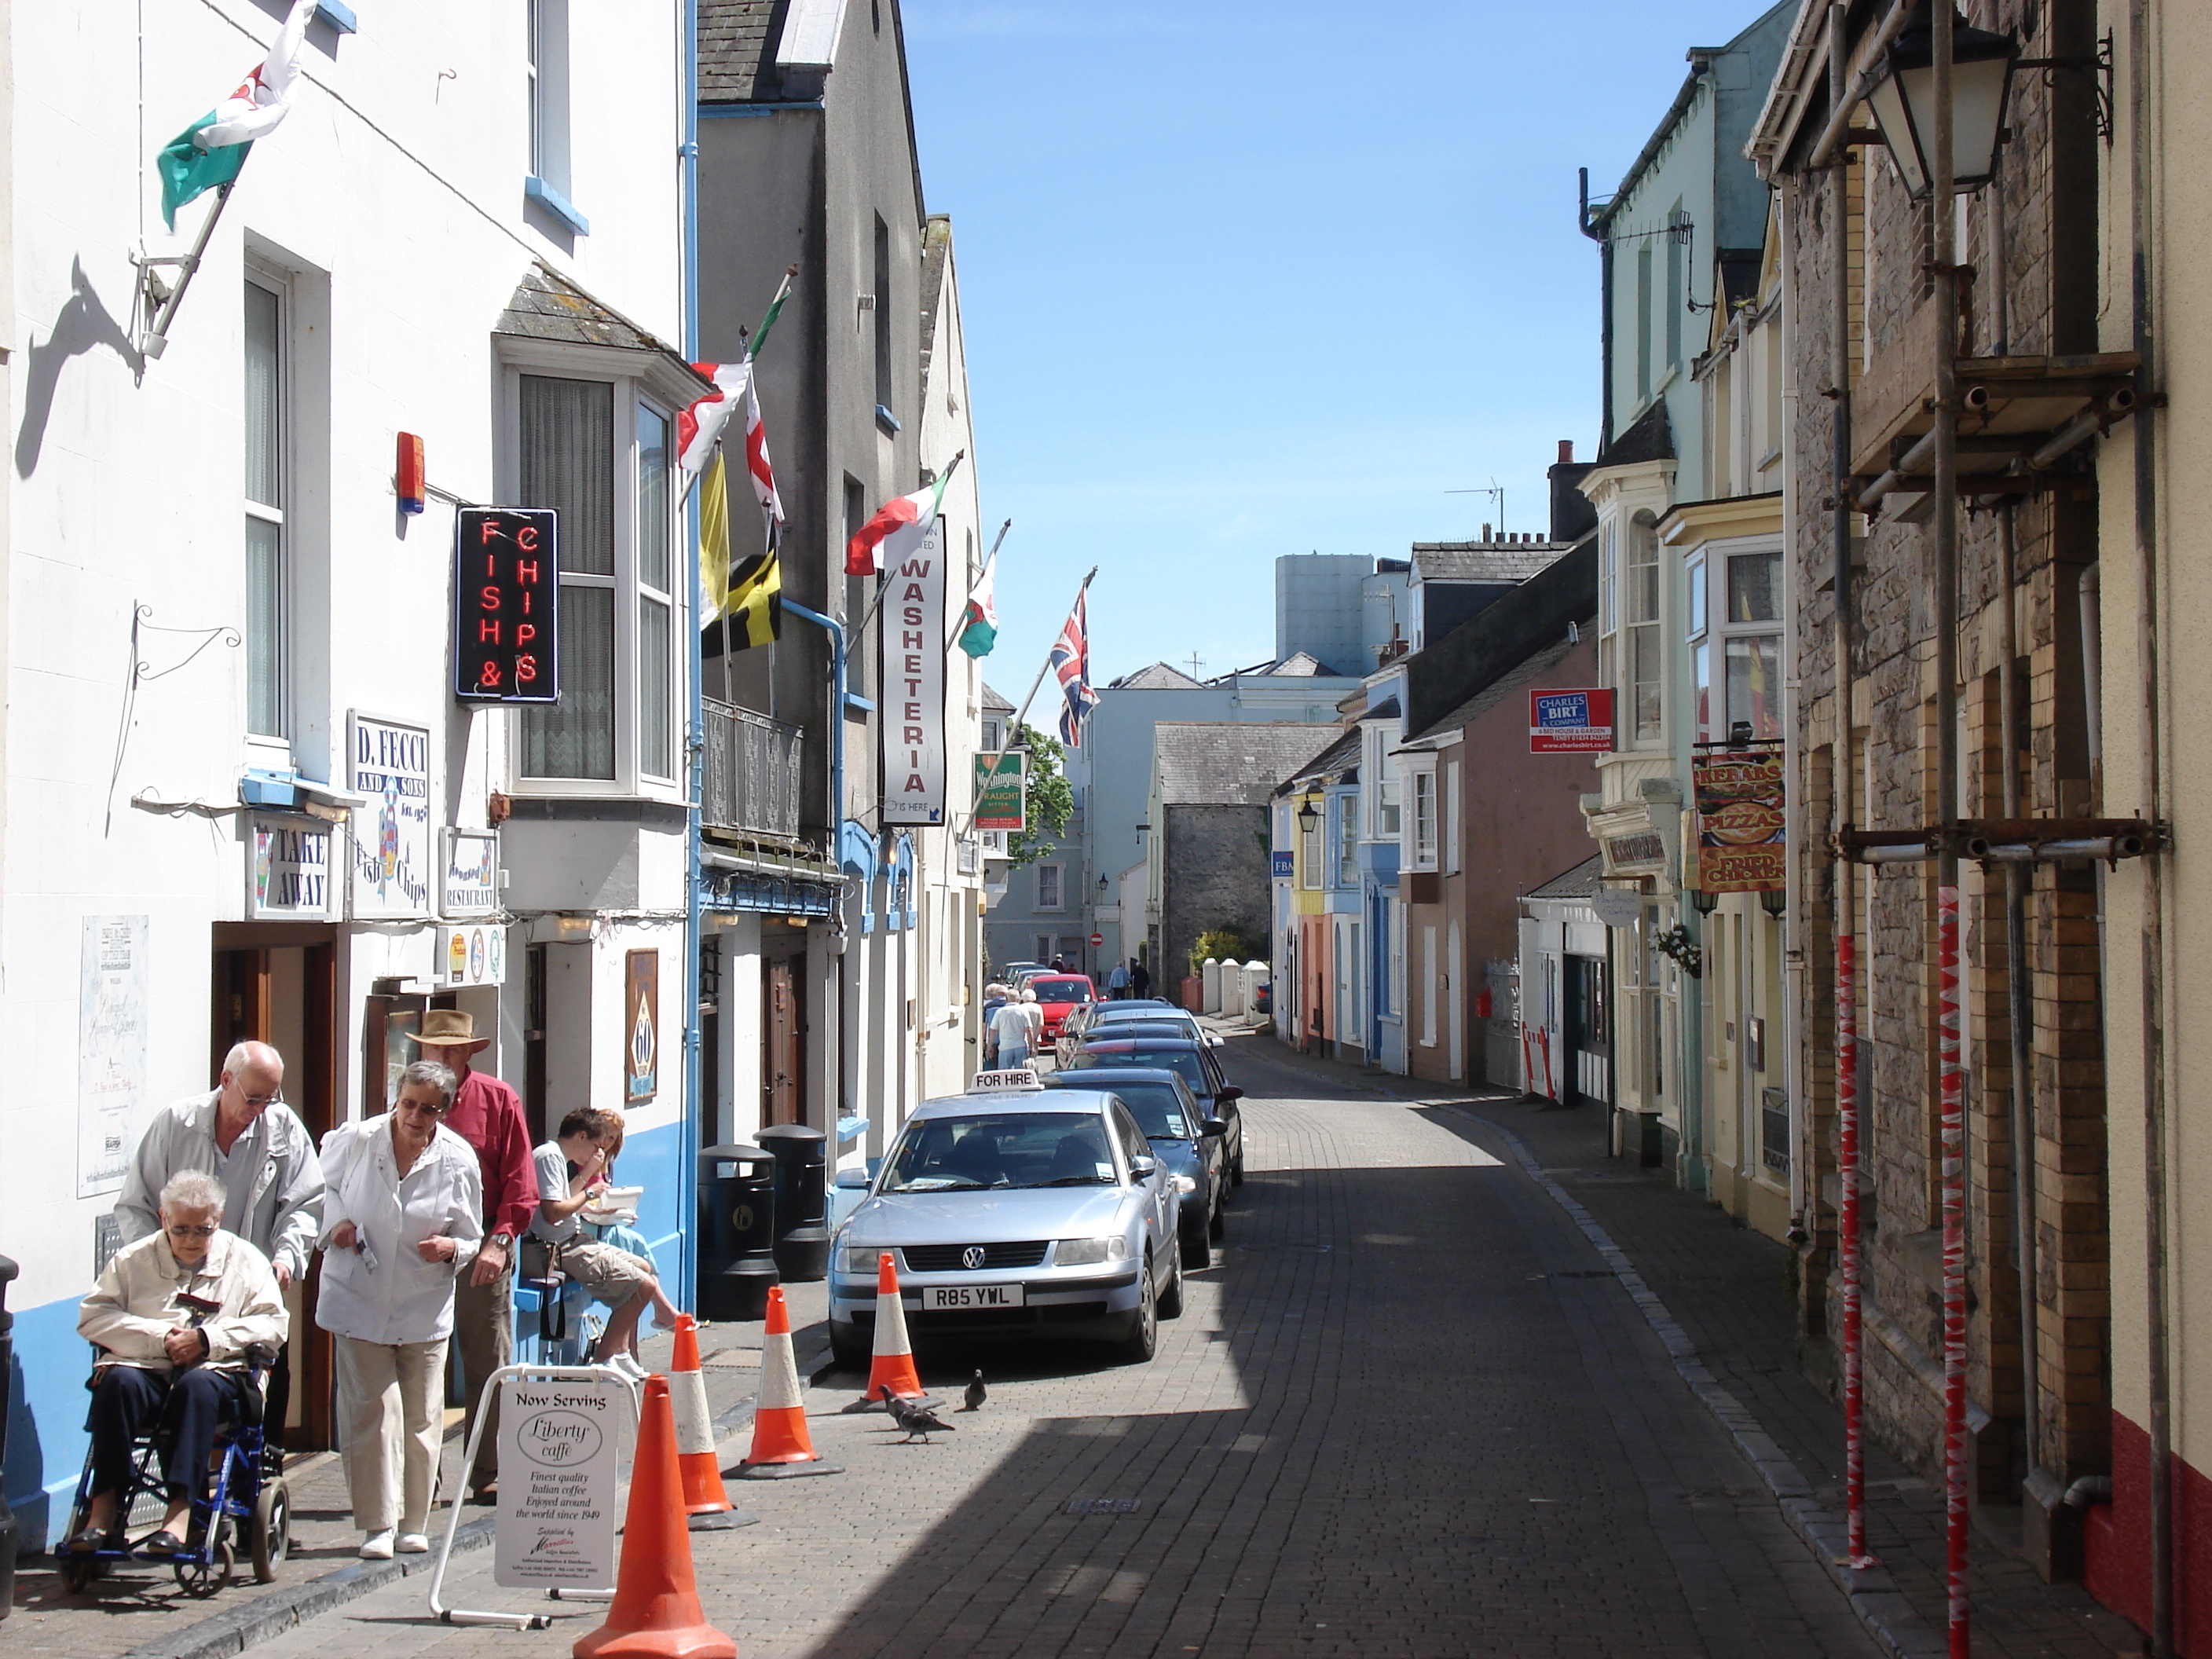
top-left (1161, 803), bottom-right (1271, 987)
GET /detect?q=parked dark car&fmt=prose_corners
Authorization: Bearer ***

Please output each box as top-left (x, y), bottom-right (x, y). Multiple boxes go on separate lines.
top-left (1046, 1067), bottom-right (1229, 1266)
top-left (1062, 1037), bottom-right (1245, 1185)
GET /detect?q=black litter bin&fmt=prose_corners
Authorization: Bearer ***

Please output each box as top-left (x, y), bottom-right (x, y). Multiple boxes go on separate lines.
top-left (697, 1144), bottom-right (778, 1321)
top-left (756, 1123), bottom-right (830, 1283)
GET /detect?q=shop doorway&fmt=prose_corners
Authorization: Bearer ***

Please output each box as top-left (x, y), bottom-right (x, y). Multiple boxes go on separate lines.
top-left (1564, 954), bottom-right (1611, 1107)
top-left (211, 927), bottom-right (339, 1452)
top-left (763, 954), bottom-right (806, 1127)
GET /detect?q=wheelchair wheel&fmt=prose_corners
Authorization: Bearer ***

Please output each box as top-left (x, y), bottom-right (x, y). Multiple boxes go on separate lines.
top-left (251, 1479), bottom-right (290, 1583)
top-left (173, 1519), bottom-right (233, 1599)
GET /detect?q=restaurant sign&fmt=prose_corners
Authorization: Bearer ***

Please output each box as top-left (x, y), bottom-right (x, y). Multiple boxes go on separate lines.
top-left (1693, 748), bottom-right (1786, 893)
top-left (247, 815), bottom-right (339, 921)
top-left (454, 507), bottom-right (559, 703)
top-left (972, 751), bottom-right (1026, 833)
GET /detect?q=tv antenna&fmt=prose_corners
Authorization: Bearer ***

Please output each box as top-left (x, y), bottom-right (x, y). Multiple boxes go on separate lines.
top-left (1444, 480), bottom-right (1504, 537)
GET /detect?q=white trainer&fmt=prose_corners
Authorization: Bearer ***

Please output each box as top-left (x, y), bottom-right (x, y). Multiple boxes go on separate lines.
top-left (359, 1529), bottom-right (395, 1560)
top-left (396, 1533), bottom-right (430, 1554)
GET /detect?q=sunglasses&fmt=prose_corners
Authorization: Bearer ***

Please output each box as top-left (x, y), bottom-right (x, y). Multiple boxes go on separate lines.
top-left (240, 1092), bottom-right (285, 1108)
top-left (397, 1097), bottom-right (451, 1115)
top-left (165, 1222), bottom-right (218, 1238)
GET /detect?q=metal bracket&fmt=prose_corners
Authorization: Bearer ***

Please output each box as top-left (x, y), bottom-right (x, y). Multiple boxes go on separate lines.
top-left (2016, 31), bottom-right (2115, 147)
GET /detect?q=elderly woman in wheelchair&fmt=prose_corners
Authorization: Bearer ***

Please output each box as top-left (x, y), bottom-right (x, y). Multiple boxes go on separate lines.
top-left (70, 1170), bottom-right (288, 1558)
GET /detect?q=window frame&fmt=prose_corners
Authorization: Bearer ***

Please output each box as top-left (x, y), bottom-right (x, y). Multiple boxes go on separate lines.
top-left (1411, 767), bottom-right (1437, 869)
top-left (1716, 538), bottom-right (1785, 745)
top-left (499, 354), bottom-right (687, 800)
top-left (1686, 551), bottom-right (1711, 745)
top-left (1624, 512), bottom-right (1664, 746)
top-left (1035, 862), bottom-right (1064, 912)
top-left (1298, 797), bottom-right (1324, 890)
top-left (1335, 791), bottom-right (1358, 888)
top-left (243, 269), bottom-right (291, 745)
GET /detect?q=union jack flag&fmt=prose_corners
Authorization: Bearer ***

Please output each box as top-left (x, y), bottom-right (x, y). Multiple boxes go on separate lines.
top-left (1049, 589), bottom-right (1100, 749)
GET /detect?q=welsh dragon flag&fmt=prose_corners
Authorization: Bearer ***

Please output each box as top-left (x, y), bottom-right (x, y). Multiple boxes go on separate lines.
top-left (956, 552), bottom-right (998, 658)
top-left (158, 0), bottom-right (316, 229)
top-left (845, 473), bottom-right (951, 577)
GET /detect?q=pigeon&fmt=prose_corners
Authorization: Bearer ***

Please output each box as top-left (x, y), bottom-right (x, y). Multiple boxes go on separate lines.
top-left (961, 1370), bottom-right (987, 1412)
top-left (885, 1391), bottom-right (957, 1443)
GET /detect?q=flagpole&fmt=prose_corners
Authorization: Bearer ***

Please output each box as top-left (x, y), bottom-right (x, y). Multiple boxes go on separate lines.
top-left (138, 181), bottom-right (234, 360)
top-left (954, 565), bottom-right (1097, 837)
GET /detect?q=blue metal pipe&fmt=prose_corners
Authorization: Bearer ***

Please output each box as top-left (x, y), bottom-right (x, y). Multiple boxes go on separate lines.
top-left (779, 601), bottom-right (847, 840)
top-left (678, 0), bottom-right (704, 1311)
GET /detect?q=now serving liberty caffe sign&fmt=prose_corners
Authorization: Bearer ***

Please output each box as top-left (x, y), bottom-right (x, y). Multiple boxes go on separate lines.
top-left (495, 1378), bottom-right (620, 1588)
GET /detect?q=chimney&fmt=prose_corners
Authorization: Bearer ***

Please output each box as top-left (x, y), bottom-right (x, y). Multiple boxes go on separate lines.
top-left (1558, 439), bottom-right (1574, 464)
top-left (1481, 522), bottom-right (1492, 541)
top-left (1547, 441), bottom-right (1598, 544)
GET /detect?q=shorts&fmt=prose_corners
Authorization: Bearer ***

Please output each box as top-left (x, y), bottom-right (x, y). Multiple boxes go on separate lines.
top-left (524, 1236), bottom-right (653, 1302)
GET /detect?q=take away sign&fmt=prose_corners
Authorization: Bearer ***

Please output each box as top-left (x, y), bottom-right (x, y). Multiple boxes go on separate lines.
top-left (1530, 688), bottom-right (1615, 754)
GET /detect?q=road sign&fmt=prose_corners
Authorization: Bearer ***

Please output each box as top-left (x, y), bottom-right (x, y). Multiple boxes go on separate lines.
top-left (1090, 932), bottom-right (1104, 947)
top-left (1530, 688), bottom-right (1615, 753)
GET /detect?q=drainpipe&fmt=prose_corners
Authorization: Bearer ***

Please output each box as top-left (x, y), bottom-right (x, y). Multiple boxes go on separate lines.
top-left (1579, 168), bottom-right (1613, 446)
top-left (1927, 13), bottom-right (1974, 1656)
top-left (1826, 1), bottom-right (1872, 1575)
top-left (2125, 1), bottom-right (2174, 1649)
top-left (679, 0), bottom-right (704, 1309)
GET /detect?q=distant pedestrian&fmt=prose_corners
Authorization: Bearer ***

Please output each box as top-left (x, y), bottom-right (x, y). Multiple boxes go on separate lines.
top-left (1050, 956), bottom-right (1068, 973)
top-left (1106, 961), bottom-right (1130, 1000)
top-left (987, 997), bottom-right (1034, 1072)
top-left (1130, 958), bottom-right (1152, 999)
top-left (980, 982), bottom-right (1009, 1064)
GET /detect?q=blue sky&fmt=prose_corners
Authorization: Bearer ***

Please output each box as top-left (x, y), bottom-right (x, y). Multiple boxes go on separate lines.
top-left (901, 0), bottom-right (1779, 692)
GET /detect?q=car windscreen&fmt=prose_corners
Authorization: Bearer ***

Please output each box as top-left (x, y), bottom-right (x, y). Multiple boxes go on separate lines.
top-left (1101, 1082), bottom-right (1192, 1139)
top-left (1032, 978), bottom-right (1093, 1002)
top-left (880, 1111), bottom-right (1120, 1192)
top-left (1087, 1022), bottom-right (1190, 1043)
top-left (1072, 1048), bottom-right (1206, 1092)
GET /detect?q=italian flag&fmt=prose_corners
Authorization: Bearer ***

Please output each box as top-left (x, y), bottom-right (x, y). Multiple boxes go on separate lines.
top-left (957, 553), bottom-right (998, 658)
top-left (846, 473), bottom-right (951, 577)
top-left (157, 0), bottom-right (316, 229)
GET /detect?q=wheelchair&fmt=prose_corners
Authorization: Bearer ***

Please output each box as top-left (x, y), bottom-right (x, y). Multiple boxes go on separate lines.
top-left (56, 1353), bottom-right (291, 1598)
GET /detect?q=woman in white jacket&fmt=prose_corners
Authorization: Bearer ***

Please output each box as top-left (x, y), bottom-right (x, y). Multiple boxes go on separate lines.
top-left (317, 1060), bottom-right (483, 1560)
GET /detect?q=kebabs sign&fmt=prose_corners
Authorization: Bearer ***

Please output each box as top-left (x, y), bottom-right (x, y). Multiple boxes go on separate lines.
top-left (1692, 747), bottom-right (1786, 893)
top-left (454, 508), bottom-right (558, 703)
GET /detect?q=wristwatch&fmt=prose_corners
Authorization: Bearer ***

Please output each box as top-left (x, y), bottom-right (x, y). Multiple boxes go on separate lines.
top-left (488, 1231), bottom-right (515, 1255)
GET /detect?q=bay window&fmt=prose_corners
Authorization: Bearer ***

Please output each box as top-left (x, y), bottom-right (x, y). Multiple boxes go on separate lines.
top-left (1720, 548), bottom-right (1782, 742)
top-left (1626, 513), bottom-right (1662, 742)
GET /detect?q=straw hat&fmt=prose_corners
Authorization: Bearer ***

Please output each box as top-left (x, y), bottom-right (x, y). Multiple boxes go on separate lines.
top-left (408, 1009), bottom-right (489, 1052)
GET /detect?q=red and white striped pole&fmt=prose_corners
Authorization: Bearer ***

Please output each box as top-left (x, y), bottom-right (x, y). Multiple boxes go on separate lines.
top-left (1938, 884), bottom-right (1969, 1657)
top-left (1837, 927), bottom-right (1872, 1569)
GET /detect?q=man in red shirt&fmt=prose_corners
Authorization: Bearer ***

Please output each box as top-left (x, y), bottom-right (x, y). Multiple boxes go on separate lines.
top-left (410, 1009), bottom-right (534, 1504)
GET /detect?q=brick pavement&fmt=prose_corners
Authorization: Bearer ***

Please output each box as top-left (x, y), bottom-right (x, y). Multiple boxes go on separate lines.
top-left (197, 1046), bottom-right (1888, 1658)
top-left (1250, 1030), bottom-right (2138, 1659)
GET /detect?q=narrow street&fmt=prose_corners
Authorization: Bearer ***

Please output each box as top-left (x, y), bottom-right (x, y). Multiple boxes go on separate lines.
top-left (218, 1035), bottom-right (1884, 1659)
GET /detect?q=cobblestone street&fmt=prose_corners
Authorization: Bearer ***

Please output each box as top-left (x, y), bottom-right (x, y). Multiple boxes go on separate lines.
top-left (112, 1034), bottom-right (1904, 1659)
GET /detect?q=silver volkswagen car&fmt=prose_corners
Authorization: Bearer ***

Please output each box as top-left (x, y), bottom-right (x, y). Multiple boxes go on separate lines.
top-left (826, 1075), bottom-right (1185, 1366)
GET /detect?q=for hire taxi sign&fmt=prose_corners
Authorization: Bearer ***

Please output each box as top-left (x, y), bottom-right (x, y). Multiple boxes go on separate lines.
top-left (969, 1068), bottom-right (1044, 1093)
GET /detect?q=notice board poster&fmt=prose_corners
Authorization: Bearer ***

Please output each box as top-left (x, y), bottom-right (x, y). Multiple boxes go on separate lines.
top-left (79, 916), bottom-right (149, 1197)
top-left (495, 1377), bottom-right (621, 1589)
top-left (625, 950), bottom-right (659, 1103)
top-left (350, 712), bottom-right (432, 919)
top-left (1693, 748), bottom-right (1787, 893)
top-left (881, 522), bottom-right (948, 825)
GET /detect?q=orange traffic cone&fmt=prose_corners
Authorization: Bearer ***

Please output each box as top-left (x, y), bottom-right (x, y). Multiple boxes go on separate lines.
top-left (572, 1377), bottom-right (736, 1659)
top-left (734, 1287), bottom-right (840, 1478)
top-left (865, 1251), bottom-right (925, 1402)
top-left (665, 1315), bottom-right (737, 1522)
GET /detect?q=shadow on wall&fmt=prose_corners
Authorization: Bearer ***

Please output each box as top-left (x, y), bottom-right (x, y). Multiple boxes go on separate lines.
top-left (18, 258), bottom-right (141, 480)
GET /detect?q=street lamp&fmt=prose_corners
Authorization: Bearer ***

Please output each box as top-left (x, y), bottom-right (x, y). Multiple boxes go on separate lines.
top-left (1862, 2), bottom-right (2020, 198)
top-left (1296, 800), bottom-right (1320, 834)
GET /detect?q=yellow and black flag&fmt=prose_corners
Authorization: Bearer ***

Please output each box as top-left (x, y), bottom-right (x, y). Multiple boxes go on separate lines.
top-left (701, 450), bottom-right (780, 649)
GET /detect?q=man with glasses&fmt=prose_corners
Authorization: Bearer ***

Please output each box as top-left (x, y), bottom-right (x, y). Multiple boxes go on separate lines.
top-left (71, 1170), bottom-right (288, 1555)
top-left (114, 1041), bottom-right (323, 1452)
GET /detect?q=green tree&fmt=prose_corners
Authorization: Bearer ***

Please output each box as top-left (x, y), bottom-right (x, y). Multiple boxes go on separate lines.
top-left (1005, 724), bottom-right (1073, 870)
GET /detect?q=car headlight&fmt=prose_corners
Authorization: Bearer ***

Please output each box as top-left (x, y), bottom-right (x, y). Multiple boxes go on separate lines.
top-left (1169, 1174), bottom-right (1199, 1196)
top-left (1053, 1236), bottom-right (1130, 1266)
top-left (840, 1245), bottom-right (886, 1276)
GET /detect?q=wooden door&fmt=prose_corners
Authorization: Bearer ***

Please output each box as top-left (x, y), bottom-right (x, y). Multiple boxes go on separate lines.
top-left (211, 949), bottom-right (272, 1076)
top-left (764, 958), bottom-right (803, 1127)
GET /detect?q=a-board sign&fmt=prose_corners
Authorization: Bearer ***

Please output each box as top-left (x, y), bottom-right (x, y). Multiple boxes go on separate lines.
top-left (1529, 688), bottom-right (1615, 753)
top-left (494, 1377), bottom-right (620, 1588)
top-left (454, 508), bottom-right (559, 702)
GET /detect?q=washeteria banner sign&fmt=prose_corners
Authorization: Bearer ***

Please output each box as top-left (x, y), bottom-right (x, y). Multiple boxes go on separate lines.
top-left (1692, 747), bottom-right (1786, 893)
top-left (881, 522), bottom-right (948, 825)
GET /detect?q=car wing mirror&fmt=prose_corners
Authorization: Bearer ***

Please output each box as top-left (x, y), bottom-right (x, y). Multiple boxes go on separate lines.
top-left (1200, 1117), bottom-right (1231, 1138)
top-left (1128, 1154), bottom-right (1159, 1181)
top-left (1215, 1086), bottom-right (1243, 1104)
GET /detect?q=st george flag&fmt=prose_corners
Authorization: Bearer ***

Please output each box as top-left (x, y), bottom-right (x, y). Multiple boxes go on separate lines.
top-left (158, 0), bottom-right (316, 229)
top-left (955, 552), bottom-right (998, 659)
top-left (676, 273), bottom-right (793, 476)
top-left (1049, 590), bottom-right (1100, 748)
top-left (845, 474), bottom-right (951, 577)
